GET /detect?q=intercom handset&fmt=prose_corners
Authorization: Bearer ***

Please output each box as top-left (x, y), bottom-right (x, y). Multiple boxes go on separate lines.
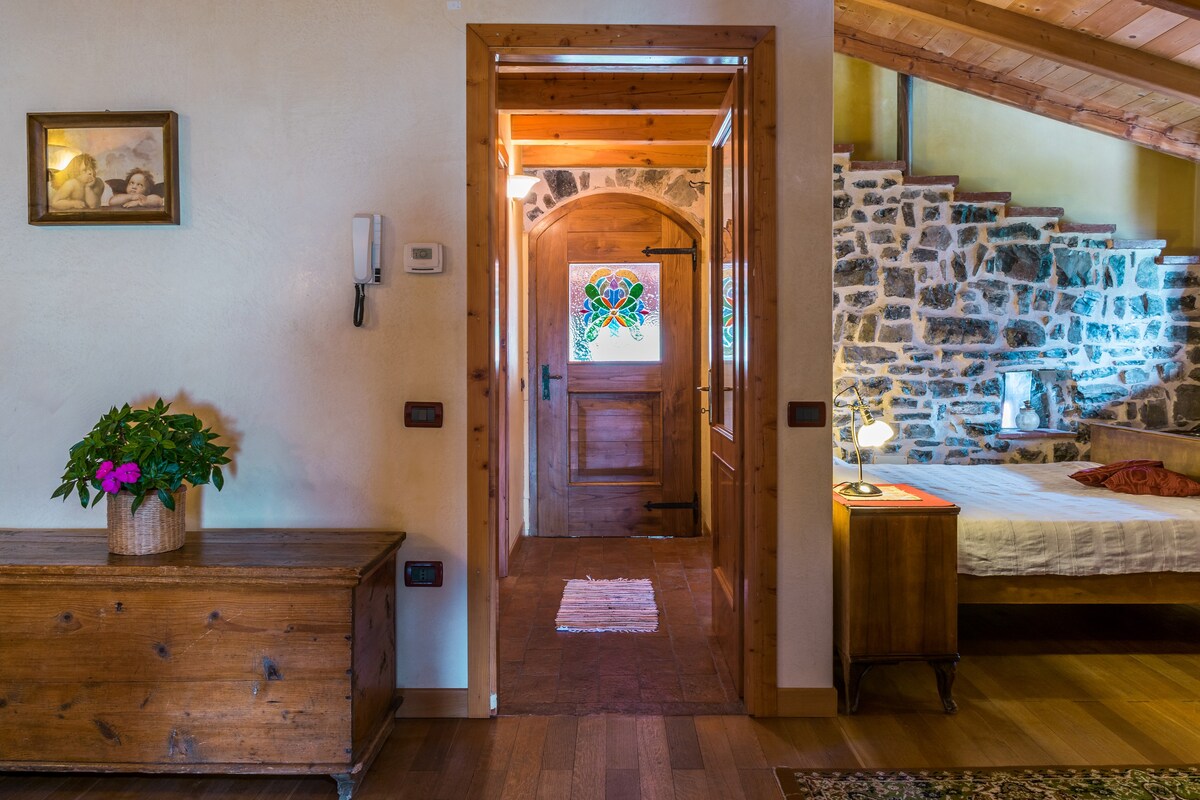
top-left (352, 214), bottom-right (381, 327)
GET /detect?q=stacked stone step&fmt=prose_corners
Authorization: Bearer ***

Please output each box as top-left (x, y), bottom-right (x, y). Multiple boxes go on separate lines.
top-left (833, 146), bottom-right (1200, 465)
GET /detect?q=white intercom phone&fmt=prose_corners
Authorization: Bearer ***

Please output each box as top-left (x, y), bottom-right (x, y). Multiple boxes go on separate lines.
top-left (352, 214), bottom-right (381, 327)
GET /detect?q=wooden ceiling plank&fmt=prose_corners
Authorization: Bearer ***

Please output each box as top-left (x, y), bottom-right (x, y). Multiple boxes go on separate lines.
top-left (949, 37), bottom-right (1004, 65)
top-left (1092, 82), bottom-right (1154, 108)
top-left (837, 1), bottom-right (884, 34)
top-left (1141, 18), bottom-right (1200, 58)
top-left (1180, 42), bottom-right (1200, 67)
top-left (1107, 9), bottom-right (1191, 49)
top-left (835, 24), bottom-right (1200, 160)
top-left (510, 115), bottom-right (715, 145)
top-left (1039, 0), bottom-right (1109, 28)
top-left (895, 17), bottom-right (944, 48)
top-left (1136, 0), bottom-right (1200, 23)
top-left (852, 0), bottom-right (1200, 105)
top-left (1121, 91), bottom-right (1191, 116)
top-left (921, 27), bottom-right (976, 57)
top-left (1009, 55), bottom-right (1066, 83)
top-left (1075, 0), bottom-right (1158, 37)
top-left (520, 144), bottom-right (707, 168)
top-left (1037, 64), bottom-right (1095, 91)
top-left (867, 7), bottom-right (915, 39)
top-left (1153, 100), bottom-right (1200, 125)
top-left (496, 74), bottom-right (730, 112)
top-left (1062, 73), bottom-right (1123, 100)
top-left (978, 44), bottom-right (1037, 73)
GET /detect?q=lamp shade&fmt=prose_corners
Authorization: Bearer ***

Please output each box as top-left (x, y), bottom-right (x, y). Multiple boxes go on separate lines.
top-left (856, 419), bottom-right (895, 448)
top-left (506, 174), bottom-right (540, 199)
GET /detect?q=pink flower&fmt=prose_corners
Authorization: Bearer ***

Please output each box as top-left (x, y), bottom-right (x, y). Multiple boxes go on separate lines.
top-left (96, 461), bottom-right (140, 494)
top-left (113, 462), bottom-right (140, 483)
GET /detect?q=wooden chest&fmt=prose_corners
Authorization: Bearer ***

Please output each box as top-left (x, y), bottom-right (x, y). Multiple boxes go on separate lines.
top-left (0, 529), bottom-right (404, 798)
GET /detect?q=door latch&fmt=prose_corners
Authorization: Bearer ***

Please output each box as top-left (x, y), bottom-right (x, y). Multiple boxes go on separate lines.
top-left (540, 364), bottom-right (562, 400)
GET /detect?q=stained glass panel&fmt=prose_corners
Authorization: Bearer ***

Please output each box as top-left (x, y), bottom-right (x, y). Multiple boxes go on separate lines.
top-left (569, 262), bottom-right (661, 363)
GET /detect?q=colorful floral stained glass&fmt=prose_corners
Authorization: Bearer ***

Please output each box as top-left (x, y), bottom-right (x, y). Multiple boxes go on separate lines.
top-left (569, 263), bottom-right (661, 362)
top-left (721, 266), bottom-right (734, 359)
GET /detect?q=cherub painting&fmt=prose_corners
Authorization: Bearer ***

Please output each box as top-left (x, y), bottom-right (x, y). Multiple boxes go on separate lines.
top-left (28, 111), bottom-right (179, 225)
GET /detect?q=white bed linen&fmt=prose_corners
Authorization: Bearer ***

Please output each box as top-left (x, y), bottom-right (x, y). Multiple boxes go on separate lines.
top-left (834, 459), bottom-right (1200, 577)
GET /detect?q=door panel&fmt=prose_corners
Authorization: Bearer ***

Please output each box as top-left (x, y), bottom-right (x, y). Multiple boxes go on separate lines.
top-left (709, 73), bottom-right (744, 695)
top-left (569, 393), bottom-right (662, 483)
top-left (711, 444), bottom-right (741, 690)
top-left (534, 196), bottom-right (696, 537)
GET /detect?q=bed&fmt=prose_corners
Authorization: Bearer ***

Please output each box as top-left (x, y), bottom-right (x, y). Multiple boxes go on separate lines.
top-left (835, 423), bottom-right (1200, 604)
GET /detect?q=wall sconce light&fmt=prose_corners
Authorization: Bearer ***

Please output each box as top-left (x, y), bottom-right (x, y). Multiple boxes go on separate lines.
top-left (506, 173), bottom-right (540, 199)
top-left (834, 383), bottom-right (895, 497)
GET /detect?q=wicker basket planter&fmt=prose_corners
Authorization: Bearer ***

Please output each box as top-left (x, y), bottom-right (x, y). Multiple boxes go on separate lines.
top-left (106, 488), bottom-right (186, 555)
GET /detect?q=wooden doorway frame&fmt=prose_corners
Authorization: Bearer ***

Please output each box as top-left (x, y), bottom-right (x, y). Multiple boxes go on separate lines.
top-left (466, 24), bottom-right (778, 717)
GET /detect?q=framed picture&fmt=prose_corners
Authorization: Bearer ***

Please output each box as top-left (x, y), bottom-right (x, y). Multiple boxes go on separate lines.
top-left (27, 111), bottom-right (179, 226)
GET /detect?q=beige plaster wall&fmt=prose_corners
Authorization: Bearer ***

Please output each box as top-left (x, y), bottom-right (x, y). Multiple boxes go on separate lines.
top-left (0, 1), bottom-right (832, 692)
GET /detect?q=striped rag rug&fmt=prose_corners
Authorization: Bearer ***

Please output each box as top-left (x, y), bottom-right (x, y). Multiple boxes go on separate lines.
top-left (555, 577), bottom-right (659, 633)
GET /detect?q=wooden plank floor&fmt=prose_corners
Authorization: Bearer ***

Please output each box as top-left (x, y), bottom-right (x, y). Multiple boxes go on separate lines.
top-left (4, 554), bottom-right (1200, 797)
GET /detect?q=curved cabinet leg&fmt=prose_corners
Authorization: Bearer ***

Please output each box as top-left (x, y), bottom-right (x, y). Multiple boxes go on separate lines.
top-left (930, 658), bottom-right (958, 714)
top-left (842, 661), bottom-right (873, 714)
top-left (334, 772), bottom-right (362, 800)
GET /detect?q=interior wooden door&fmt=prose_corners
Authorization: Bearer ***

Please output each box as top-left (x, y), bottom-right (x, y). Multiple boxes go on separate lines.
top-left (709, 74), bottom-right (745, 693)
top-left (533, 195), bottom-right (696, 537)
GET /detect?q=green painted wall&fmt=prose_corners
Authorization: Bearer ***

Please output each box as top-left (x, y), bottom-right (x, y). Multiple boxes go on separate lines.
top-left (834, 53), bottom-right (1198, 252)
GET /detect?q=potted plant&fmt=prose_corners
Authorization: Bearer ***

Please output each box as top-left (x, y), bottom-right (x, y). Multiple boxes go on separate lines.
top-left (53, 399), bottom-right (231, 555)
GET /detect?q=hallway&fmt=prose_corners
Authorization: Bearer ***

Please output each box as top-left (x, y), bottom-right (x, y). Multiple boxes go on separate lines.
top-left (498, 536), bottom-right (744, 716)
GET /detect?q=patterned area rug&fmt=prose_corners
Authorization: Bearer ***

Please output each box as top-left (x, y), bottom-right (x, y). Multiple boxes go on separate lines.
top-left (776, 767), bottom-right (1200, 799)
top-left (554, 577), bottom-right (658, 632)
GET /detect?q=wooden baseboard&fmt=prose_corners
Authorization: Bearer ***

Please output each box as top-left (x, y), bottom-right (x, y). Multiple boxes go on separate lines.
top-left (774, 687), bottom-right (839, 717)
top-left (395, 688), bottom-right (469, 718)
top-left (509, 527), bottom-right (526, 561)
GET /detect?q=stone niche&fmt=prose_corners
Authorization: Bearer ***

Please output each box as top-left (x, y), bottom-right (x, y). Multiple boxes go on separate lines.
top-left (833, 154), bottom-right (1200, 465)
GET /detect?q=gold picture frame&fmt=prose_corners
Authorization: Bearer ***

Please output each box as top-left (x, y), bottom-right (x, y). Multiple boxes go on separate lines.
top-left (27, 111), bottom-right (179, 226)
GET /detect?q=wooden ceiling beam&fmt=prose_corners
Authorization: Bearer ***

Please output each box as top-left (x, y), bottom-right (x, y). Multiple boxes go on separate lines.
top-left (510, 114), bottom-right (715, 145)
top-left (849, 0), bottom-right (1200, 106)
top-left (519, 144), bottom-right (708, 168)
top-left (1137, 0), bottom-right (1200, 22)
top-left (835, 24), bottom-right (1200, 161)
top-left (497, 73), bottom-right (730, 112)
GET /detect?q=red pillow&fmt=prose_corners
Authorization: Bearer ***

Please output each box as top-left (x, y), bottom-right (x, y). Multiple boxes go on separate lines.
top-left (1069, 460), bottom-right (1163, 487)
top-left (1102, 466), bottom-right (1200, 497)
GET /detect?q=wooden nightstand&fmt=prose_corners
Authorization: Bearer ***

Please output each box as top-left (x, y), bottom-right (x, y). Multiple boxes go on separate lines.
top-left (833, 484), bottom-right (960, 714)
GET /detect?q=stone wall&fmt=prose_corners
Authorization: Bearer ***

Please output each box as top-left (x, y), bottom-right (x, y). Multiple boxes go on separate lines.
top-left (520, 167), bottom-right (705, 231)
top-left (833, 152), bottom-right (1200, 464)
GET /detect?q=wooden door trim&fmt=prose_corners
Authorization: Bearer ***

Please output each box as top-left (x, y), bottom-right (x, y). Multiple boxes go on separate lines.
top-left (466, 23), bottom-right (778, 718)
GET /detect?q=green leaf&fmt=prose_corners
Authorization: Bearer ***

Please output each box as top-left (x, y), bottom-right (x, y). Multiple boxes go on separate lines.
top-left (51, 483), bottom-right (73, 500)
top-left (629, 283), bottom-right (644, 299)
top-left (584, 283), bottom-right (601, 300)
top-left (130, 493), bottom-right (145, 514)
top-left (158, 489), bottom-right (175, 511)
top-left (211, 466), bottom-right (224, 491)
top-left (90, 492), bottom-right (105, 508)
top-left (77, 483), bottom-right (89, 509)
top-left (161, 439), bottom-right (176, 449)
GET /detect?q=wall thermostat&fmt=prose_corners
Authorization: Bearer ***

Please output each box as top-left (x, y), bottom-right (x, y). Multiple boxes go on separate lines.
top-left (404, 242), bottom-right (443, 274)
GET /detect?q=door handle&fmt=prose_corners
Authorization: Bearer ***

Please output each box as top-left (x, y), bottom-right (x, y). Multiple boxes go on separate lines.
top-left (541, 364), bottom-right (563, 400)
